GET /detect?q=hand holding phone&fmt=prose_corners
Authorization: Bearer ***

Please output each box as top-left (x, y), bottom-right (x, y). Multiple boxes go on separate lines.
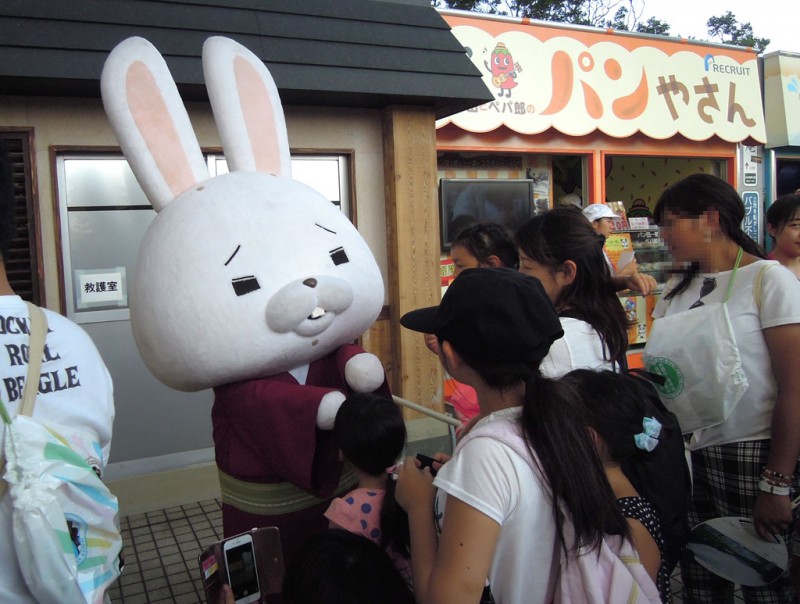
top-left (415, 453), bottom-right (439, 476)
top-left (223, 533), bottom-right (261, 604)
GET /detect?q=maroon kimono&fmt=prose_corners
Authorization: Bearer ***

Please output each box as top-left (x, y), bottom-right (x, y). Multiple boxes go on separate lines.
top-left (212, 343), bottom-right (390, 565)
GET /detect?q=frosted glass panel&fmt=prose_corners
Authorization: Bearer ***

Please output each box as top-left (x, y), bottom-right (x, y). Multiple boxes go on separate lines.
top-left (64, 158), bottom-right (150, 207)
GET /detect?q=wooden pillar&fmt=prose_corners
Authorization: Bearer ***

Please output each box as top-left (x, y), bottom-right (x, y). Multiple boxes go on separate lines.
top-left (382, 105), bottom-right (443, 414)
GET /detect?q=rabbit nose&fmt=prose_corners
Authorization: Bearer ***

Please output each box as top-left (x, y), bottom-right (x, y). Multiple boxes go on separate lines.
top-left (303, 278), bottom-right (317, 288)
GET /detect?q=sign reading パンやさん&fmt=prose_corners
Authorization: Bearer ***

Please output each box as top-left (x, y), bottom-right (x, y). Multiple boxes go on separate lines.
top-left (439, 15), bottom-right (766, 144)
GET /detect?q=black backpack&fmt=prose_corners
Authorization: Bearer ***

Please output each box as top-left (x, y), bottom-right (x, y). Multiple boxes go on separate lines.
top-left (623, 369), bottom-right (691, 572)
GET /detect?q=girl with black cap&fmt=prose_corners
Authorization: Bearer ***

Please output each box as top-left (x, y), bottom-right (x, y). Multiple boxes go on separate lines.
top-left (395, 268), bottom-right (659, 604)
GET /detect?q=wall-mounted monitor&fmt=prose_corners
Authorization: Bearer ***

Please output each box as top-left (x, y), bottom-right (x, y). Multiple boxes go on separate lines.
top-left (439, 178), bottom-right (535, 250)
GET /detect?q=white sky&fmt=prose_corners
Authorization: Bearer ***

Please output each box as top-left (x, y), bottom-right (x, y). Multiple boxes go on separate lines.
top-left (637, 0), bottom-right (797, 54)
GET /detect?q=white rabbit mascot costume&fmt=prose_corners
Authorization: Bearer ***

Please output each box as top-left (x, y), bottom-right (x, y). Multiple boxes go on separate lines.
top-left (100, 37), bottom-right (390, 563)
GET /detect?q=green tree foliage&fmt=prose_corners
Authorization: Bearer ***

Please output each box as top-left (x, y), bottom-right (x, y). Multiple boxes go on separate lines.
top-left (635, 17), bottom-right (670, 36)
top-left (433, 1), bottom-right (768, 52)
top-left (607, 6), bottom-right (630, 30)
top-left (432, 0), bottom-right (638, 27)
top-left (707, 11), bottom-right (769, 50)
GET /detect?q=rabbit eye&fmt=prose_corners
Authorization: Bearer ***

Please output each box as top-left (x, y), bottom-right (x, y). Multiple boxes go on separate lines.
top-left (232, 276), bottom-right (260, 296)
top-left (329, 247), bottom-right (349, 266)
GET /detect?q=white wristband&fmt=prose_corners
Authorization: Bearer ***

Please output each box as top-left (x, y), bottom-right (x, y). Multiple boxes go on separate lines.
top-left (758, 479), bottom-right (791, 496)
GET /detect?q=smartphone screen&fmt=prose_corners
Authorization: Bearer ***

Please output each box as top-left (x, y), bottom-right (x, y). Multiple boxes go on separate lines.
top-left (225, 541), bottom-right (259, 601)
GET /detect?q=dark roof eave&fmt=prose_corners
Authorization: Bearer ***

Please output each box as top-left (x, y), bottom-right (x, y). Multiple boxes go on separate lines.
top-left (0, 76), bottom-right (491, 120)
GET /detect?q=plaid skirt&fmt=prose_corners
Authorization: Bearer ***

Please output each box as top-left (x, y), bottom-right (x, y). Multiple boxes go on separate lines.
top-left (680, 440), bottom-right (799, 604)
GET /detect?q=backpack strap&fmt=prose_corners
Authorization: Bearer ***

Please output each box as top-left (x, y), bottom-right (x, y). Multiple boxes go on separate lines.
top-left (1, 302), bottom-right (48, 499)
top-left (752, 261), bottom-right (773, 313)
top-left (19, 302), bottom-right (48, 417)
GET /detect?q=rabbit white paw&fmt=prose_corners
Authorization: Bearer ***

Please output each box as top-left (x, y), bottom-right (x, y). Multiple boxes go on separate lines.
top-left (316, 391), bottom-right (347, 430)
top-left (344, 353), bottom-right (386, 394)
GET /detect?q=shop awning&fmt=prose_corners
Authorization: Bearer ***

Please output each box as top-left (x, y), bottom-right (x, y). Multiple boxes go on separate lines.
top-left (763, 51), bottom-right (800, 149)
top-left (437, 11), bottom-right (766, 144)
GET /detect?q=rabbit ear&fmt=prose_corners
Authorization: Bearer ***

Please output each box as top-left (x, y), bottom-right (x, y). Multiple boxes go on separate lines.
top-left (202, 37), bottom-right (291, 177)
top-left (101, 37), bottom-right (208, 212)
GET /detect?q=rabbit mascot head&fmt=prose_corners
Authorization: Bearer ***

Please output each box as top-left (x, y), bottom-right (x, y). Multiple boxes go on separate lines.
top-left (101, 36), bottom-right (390, 562)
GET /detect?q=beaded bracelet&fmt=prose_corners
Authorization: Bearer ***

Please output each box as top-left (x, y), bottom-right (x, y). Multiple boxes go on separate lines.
top-left (758, 479), bottom-right (791, 496)
top-left (761, 473), bottom-right (792, 488)
top-left (760, 472), bottom-right (792, 487)
top-left (761, 467), bottom-right (794, 485)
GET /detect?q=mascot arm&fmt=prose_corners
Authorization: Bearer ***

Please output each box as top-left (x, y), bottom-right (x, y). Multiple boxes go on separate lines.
top-left (344, 352), bottom-right (387, 394)
top-left (317, 390), bottom-right (346, 430)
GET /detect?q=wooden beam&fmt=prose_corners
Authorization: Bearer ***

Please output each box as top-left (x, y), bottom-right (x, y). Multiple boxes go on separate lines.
top-left (382, 106), bottom-right (444, 415)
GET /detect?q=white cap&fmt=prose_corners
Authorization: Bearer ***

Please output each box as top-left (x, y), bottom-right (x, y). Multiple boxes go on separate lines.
top-left (582, 203), bottom-right (618, 223)
top-left (558, 193), bottom-right (582, 209)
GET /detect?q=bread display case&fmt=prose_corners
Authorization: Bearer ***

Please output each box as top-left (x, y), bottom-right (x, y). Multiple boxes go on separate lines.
top-left (622, 227), bottom-right (671, 286)
top-left (608, 226), bottom-right (672, 347)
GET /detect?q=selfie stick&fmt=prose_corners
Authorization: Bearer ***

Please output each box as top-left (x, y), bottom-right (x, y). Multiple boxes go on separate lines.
top-left (392, 395), bottom-right (461, 428)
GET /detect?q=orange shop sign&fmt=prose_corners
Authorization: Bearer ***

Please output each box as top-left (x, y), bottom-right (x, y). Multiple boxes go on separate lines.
top-left (439, 14), bottom-right (766, 143)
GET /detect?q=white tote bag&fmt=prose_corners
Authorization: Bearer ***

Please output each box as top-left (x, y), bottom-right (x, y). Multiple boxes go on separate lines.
top-left (643, 250), bottom-right (751, 434)
top-left (643, 301), bottom-right (748, 433)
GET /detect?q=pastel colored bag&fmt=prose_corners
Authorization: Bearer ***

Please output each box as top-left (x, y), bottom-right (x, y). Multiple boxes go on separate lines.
top-left (0, 303), bottom-right (122, 604)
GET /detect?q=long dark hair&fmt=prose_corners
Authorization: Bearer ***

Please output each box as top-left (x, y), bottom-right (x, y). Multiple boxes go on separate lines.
top-left (515, 208), bottom-right (628, 366)
top-left (333, 393), bottom-right (409, 557)
top-left (560, 369), bottom-right (690, 571)
top-left (452, 222), bottom-right (519, 269)
top-left (452, 348), bottom-right (630, 554)
top-left (654, 174), bottom-right (766, 299)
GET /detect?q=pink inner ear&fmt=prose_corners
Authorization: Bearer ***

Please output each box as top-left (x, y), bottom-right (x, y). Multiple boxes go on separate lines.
top-left (234, 56), bottom-right (282, 175)
top-left (128, 61), bottom-right (197, 197)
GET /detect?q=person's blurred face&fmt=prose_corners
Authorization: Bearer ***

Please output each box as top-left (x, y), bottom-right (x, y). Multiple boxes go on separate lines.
top-left (592, 217), bottom-right (615, 239)
top-left (659, 210), bottom-right (706, 264)
top-left (450, 243), bottom-right (481, 277)
top-left (518, 249), bottom-right (562, 303)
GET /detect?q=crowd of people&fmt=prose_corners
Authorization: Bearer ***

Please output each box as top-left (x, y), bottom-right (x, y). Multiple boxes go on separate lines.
top-left (3, 133), bottom-right (799, 603)
top-left (222, 174), bottom-right (796, 604)
top-left (274, 174), bottom-right (799, 604)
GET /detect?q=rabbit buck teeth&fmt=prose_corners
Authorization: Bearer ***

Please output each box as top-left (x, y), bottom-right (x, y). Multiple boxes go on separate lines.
top-left (309, 307), bottom-right (326, 320)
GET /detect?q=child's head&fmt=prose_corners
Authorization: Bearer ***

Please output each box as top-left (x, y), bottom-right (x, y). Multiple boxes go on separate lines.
top-left (561, 369), bottom-right (666, 465)
top-left (450, 222), bottom-right (518, 276)
top-left (283, 529), bottom-right (414, 604)
top-left (653, 174), bottom-right (762, 264)
top-left (515, 208), bottom-right (610, 307)
top-left (561, 369), bottom-right (690, 571)
top-left (515, 209), bottom-right (628, 366)
top-left (334, 393), bottom-right (406, 476)
top-left (766, 193), bottom-right (800, 258)
top-left (400, 268), bottom-right (563, 388)
top-left (581, 203), bottom-right (618, 239)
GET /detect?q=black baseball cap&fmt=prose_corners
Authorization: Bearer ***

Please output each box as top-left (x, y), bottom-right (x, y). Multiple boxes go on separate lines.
top-left (400, 268), bottom-right (563, 364)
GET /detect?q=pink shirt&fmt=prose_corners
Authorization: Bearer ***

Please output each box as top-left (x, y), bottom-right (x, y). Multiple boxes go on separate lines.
top-left (325, 487), bottom-right (413, 585)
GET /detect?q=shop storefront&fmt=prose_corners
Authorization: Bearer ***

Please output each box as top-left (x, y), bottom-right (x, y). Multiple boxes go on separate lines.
top-left (435, 10), bottom-right (766, 362)
top-left (763, 50), bottom-right (800, 228)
